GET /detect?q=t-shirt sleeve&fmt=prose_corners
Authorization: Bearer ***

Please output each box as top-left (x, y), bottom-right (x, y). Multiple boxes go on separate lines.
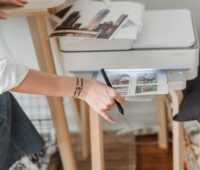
top-left (0, 33), bottom-right (29, 94)
top-left (0, 57), bottom-right (29, 94)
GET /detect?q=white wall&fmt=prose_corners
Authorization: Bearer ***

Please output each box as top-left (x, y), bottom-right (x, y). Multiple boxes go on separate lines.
top-left (0, 17), bottom-right (39, 69)
top-left (0, 0), bottom-right (199, 133)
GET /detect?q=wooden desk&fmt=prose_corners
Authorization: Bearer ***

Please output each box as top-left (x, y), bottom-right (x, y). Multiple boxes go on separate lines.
top-left (1, 1), bottom-right (77, 170)
top-left (89, 91), bottom-right (185, 170)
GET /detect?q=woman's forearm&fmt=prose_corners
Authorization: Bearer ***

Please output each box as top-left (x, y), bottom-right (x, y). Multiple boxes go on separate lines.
top-left (11, 69), bottom-right (77, 97)
top-left (11, 69), bottom-right (125, 123)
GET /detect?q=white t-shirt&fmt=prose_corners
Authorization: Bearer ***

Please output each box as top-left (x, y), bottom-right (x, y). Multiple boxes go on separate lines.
top-left (0, 34), bottom-right (29, 94)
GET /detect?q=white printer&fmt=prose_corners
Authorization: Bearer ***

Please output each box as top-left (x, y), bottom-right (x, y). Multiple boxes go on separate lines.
top-left (59, 9), bottom-right (199, 92)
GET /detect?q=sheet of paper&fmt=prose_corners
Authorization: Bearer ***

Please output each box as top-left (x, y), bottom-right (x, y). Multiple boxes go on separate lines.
top-left (114, 24), bottom-right (138, 40)
top-left (130, 71), bottom-right (168, 96)
top-left (125, 95), bottom-right (154, 101)
top-left (97, 70), bottom-right (168, 98)
top-left (50, 0), bottom-right (128, 39)
top-left (50, 0), bottom-right (145, 40)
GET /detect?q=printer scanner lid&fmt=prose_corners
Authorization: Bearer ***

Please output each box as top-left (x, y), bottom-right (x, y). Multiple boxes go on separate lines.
top-left (132, 9), bottom-right (196, 49)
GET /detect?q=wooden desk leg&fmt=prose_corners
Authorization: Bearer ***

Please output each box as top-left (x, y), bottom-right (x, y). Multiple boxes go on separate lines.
top-left (90, 108), bottom-right (105, 170)
top-left (170, 91), bottom-right (184, 170)
top-left (70, 99), bottom-right (81, 131)
top-left (27, 16), bottom-right (77, 170)
top-left (70, 99), bottom-right (90, 159)
top-left (157, 95), bottom-right (168, 150)
top-left (80, 101), bottom-right (90, 159)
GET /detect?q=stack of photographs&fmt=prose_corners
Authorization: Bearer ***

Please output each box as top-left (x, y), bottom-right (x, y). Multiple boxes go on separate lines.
top-left (50, 0), bottom-right (145, 40)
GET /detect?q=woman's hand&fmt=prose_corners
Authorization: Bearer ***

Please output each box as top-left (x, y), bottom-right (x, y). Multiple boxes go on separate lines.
top-left (79, 79), bottom-right (125, 124)
top-left (11, 69), bottom-right (124, 123)
top-left (0, 0), bottom-right (27, 19)
top-left (0, 0), bottom-right (27, 7)
top-left (0, 10), bottom-right (6, 19)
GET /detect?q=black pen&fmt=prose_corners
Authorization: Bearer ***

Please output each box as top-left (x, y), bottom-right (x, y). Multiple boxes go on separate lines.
top-left (100, 68), bottom-right (124, 115)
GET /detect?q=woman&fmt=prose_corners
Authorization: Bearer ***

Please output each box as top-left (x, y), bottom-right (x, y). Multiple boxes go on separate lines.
top-left (0, 1), bottom-right (124, 169)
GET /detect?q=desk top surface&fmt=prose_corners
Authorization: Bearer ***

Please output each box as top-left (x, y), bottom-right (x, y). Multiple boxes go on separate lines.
top-left (0, 0), bottom-right (65, 16)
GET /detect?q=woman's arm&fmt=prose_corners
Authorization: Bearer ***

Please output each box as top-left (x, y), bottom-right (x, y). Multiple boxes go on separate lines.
top-left (0, 0), bottom-right (124, 123)
top-left (11, 70), bottom-right (77, 97)
top-left (12, 70), bottom-right (124, 123)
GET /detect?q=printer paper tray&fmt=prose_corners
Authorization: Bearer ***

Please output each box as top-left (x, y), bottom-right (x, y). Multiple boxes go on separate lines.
top-left (72, 69), bottom-right (187, 101)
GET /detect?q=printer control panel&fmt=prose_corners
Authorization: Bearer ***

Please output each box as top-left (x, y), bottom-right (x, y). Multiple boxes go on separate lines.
top-left (167, 70), bottom-right (187, 91)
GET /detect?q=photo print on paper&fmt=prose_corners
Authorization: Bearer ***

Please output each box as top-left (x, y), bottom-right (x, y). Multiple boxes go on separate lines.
top-left (109, 73), bottom-right (130, 86)
top-left (136, 84), bottom-right (157, 94)
top-left (136, 73), bottom-right (157, 85)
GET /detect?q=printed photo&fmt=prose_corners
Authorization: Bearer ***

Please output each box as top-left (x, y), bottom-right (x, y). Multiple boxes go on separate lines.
top-left (96, 14), bottom-right (128, 39)
top-left (114, 86), bottom-right (128, 96)
top-left (136, 85), bottom-right (157, 94)
top-left (109, 73), bottom-right (130, 86)
top-left (136, 73), bottom-right (157, 85)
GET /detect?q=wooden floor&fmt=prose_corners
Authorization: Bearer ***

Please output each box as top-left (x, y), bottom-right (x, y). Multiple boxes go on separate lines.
top-left (136, 135), bottom-right (173, 170)
top-left (48, 134), bottom-right (173, 170)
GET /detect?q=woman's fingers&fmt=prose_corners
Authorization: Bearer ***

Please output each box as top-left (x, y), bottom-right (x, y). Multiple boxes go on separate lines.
top-left (108, 87), bottom-right (125, 104)
top-left (4, 0), bottom-right (28, 6)
top-left (18, 0), bottom-right (27, 4)
top-left (99, 111), bottom-right (115, 124)
top-left (0, 11), bottom-right (6, 19)
top-left (0, 0), bottom-right (27, 20)
top-left (10, 0), bottom-right (25, 6)
top-left (115, 92), bottom-right (125, 103)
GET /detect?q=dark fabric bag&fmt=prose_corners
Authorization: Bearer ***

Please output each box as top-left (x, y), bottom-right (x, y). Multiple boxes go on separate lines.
top-left (173, 68), bottom-right (200, 121)
top-left (0, 92), bottom-right (45, 170)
